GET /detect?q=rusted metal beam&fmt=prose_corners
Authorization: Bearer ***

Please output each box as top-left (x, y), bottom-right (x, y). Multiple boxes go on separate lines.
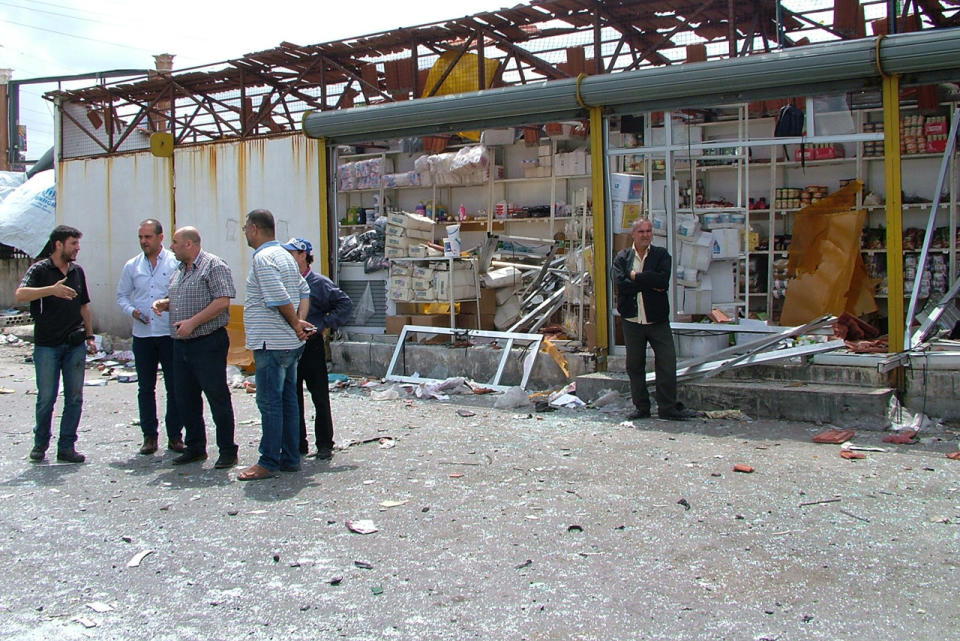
top-left (464, 21), bottom-right (569, 80)
top-left (59, 107), bottom-right (111, 154)
top-left (728, 0), bottom-right (737, 57)
top-left (321, 55), bottom-right (395, 103)
top-left (593, 5), bottom-right (603, 74)
top-left (624, 0), bottom-right (717, 71)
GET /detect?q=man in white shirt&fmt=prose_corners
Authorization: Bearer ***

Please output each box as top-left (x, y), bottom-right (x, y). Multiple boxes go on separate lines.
top-left (116, 219), bottom-right (185, 455)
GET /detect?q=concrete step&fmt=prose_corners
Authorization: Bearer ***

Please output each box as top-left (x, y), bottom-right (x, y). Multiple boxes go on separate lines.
top-left (576, 371), bottom-right (895, 429)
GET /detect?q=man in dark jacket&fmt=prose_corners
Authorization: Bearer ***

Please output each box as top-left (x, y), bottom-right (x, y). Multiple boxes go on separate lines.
top-left (612, 218), bottom-right (690, 420)
top-left (282, 238), bottom-right (353, 459)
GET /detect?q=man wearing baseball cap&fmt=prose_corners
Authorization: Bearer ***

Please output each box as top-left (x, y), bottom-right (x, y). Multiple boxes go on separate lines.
top-left (281, 237), bottom-right (353, 459)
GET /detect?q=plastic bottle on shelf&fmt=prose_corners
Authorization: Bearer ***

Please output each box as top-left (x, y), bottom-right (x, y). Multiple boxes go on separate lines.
top-left (459, 203), bottom-right (467, 222)
top-left (415, 201), bottom-right (426, 216)
top-left (426, 200), bottom-right (434, 219)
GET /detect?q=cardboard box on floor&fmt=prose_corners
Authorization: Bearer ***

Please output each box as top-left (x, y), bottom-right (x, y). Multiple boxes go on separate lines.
top-left (385, 315), bottom-right (411, 335)
top-left (456, 313), bottom-right (496, 330)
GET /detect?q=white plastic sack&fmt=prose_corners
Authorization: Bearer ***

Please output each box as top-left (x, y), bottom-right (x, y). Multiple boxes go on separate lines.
top-left (494, 386), bottom-right (532, 409)
top-left (0, 171), bottom-right (26, 203)
top-left (0, 170), bottom-right (56, 257)
top-left (354, 282), bottom-right (375, 325)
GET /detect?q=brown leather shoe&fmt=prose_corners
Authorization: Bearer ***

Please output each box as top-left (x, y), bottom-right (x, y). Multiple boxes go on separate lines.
top-left (167, 439), bottom-right (187, 453)
top-left (139, 437), bottom-right (158, 455)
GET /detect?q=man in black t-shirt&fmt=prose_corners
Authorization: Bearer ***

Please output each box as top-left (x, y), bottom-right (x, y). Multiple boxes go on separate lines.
top-left (15, 225), bottom-right (96, 463)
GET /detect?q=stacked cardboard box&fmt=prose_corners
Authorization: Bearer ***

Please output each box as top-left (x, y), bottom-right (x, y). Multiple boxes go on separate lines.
top-left (385, 211), bottom-right (435, 259)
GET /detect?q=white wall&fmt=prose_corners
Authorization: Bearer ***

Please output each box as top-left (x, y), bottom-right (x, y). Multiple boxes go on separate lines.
top-left (57, 134), bottom-right (323, 337)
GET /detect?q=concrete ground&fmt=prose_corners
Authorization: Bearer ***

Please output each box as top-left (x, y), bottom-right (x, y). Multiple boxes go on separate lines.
top-left (0, 337), bottom-right (958, 641)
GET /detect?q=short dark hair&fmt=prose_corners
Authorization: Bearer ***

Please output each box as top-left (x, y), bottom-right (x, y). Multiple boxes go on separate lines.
top-left (305, 253), bottom-right (314, 265)
top-left (40, 225), bottom-right (81, 257)
top-left (246, 209), bottom-right (275, 234)
top-left (140, 219), bottom-right (163, 235)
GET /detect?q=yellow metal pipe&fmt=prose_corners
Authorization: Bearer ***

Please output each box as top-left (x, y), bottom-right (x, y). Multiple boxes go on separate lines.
top-left (317, 137), bottom-right (331, 277)
top-left (589, 105), bottom-right (609, 368)
top-left (882, 74), bottom-right (904, 353)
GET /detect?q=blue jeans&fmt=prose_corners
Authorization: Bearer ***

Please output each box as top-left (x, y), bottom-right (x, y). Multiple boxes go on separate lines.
top-left (132, 336), bottom-right (182, 442)
top-left (254, 346), bottom-right (304, 471)
top-left (33, 343), bottom-right (86, 452)
top-left (172, 328), bottom-right (237, 457)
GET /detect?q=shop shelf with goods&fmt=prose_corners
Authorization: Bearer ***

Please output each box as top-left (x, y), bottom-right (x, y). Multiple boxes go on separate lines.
top-left (606, 106), bottom-right (753, 321)
top-left (489, 136), bottom-right (592, 243)
top-left (857, 102), bottom-right (959, 316)
top-left (386, 255), bottom-right (482, 333)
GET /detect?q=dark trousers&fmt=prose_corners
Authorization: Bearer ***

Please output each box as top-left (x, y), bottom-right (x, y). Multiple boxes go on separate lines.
top-left (297, 335), bottom-right (334, 451)
top-left (171, 328), bottom-right (237, 457)
top-left (132, 335), bottom-right (182, 443)
top-left (623, 319), bottom-right (678, 415)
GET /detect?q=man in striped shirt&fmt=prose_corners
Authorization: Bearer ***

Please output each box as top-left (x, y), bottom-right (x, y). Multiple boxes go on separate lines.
top-left (237, 209), bottom-right (312, 482)
top-left (151, 227), bottom-right (239, 468)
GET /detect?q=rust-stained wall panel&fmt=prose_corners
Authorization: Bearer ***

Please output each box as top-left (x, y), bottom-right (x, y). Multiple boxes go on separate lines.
top-left (58, 134), bottom-right (321, 337)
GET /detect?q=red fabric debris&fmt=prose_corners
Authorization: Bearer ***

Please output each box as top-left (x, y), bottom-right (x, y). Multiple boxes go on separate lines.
top-left (812, 429), bottom-right (856, 444)
top-left (840, 450), bottom-right (866, 459)
top-left (882, 430), bottom-right (918, 444)
top-left (833, 312), bottom-right (881, 340)
top-left (946, 452), bottom-right (960, 460)
top-left (733, 464), bottom-right (754, 473)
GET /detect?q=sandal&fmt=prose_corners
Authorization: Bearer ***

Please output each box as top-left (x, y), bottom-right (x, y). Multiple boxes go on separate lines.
top-left (237, 464), bottom-right (275, 481)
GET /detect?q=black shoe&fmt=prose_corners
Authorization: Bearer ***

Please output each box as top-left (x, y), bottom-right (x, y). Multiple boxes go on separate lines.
top-left (56, 449), bottom-right (86, 463)
top-left (29, 446), bottom-right (46, 462)
top-left (213, 454), bottom-right (238, 469)
top-left (312, 448), bottom-right (333, 460)
top-left (167, 439), bottom-right (187, 453)
top-left (278, 464), bottom-right (301, 473)
top-left (172, 451), bottom-right (207, 465)
top-left (659, 408), bottom-right (700, 421)
top-left (139, 437), bottom-right (158, 455)
top-left (627, 409), bottom-right (651, 420)
top-left (298, 441), bottom-right (309, 455)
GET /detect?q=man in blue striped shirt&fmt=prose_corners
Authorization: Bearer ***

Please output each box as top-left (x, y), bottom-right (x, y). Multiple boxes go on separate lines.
top-left (237, 209), bottom-right (312, 481)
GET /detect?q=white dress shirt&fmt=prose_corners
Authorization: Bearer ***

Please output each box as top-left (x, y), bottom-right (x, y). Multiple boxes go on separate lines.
top-left (116, 248), bottom-right (180, 338)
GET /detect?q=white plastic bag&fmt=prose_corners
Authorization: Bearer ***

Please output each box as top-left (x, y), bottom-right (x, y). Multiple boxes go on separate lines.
top-left (354, 282), bottom-right (375, 325)
top-left (0, 169), bottom-right (55, 257)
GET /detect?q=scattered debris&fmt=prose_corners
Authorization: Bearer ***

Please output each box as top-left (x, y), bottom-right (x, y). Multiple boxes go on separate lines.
top-left (329, 576), bottom-right (343, 585)
top-left (883, 430), bottom-right (919, 444)
top-left (126, 549), bottom-right (154, 567)
top-left (379, 500), bottom-right (407, 508)
top-left (702, 409), bottom-right (751, 420)
top-left (346, 520), bottom-right (378, 535)
top-left (371, 585), bottom-right (384, 596)
top-left (947, 452), bottom-right (960, 460)
top-left (378, 438), bottom-right (396, 449)
top-left (354, 560), bottom-right (374, 569)
top-left (838, 508), bottom-right (870, 523)
top-left (85, 602), bottom-right (113, 613)
top-left (0, 387), bottom-right (14, 394)
top-left (370, 386), bottom-right (401, 401)
top-left (567, 524), bottom-right (583, 532)
top-left (494, 386), bottom-right (532, 409)
top-left (842, 444), bottom-right (887, 453)
top-left (74, 617), bottom-right (98, 629)
top-left (677, 498), bottom-right (691, 510)
top-left (120, 535), bottom-right (132, 543)
top-left (799, 498), bottom-right (841, 507)
top-left (840, 450), bottom-right (866, 460)
top-left (456, 409), bottom-right (476, 417)
top-left (733, 465), bottom-right (754, 473)
top-left (515, 559), bottom-right (533, 570)
top-left (812, 429), bottom-right (855, 444)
